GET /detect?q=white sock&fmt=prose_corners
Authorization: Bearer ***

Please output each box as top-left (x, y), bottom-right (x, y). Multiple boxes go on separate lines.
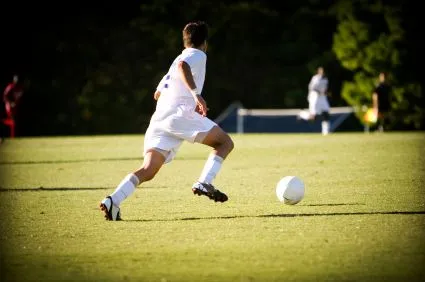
top-left (322, 121), bottom-right (330, 135)
top-left (198, 154), bottom-right (224, 184)
top-left (110, 173), bottom-right (139, 207)
top-left (299, 110), bottom-right (311, 120)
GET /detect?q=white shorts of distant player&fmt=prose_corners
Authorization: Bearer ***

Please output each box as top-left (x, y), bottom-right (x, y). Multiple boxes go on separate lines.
top-left (307, 90), bottom-right (331, 135)
top-left (144, 104), bottom-right (217, 164)
top-left (308, 90), bottom-right (330, 115)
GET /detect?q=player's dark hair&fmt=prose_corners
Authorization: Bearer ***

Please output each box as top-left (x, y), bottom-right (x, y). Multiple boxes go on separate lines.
top-left (183, 21), bottom-right (208, 48)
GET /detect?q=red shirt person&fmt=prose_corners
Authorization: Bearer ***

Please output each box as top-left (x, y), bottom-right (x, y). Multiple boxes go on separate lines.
top-left (3, 75), bottom-right (24, 119)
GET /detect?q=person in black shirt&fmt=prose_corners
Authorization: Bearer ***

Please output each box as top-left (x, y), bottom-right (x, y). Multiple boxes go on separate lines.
top-left (372, 72), bottom-right (391, 132)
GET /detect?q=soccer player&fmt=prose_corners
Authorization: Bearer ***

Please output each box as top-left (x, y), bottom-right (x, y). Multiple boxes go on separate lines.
top-left (298, 67), bottom-right (331, 135)
top-left (99, 21), bottom-right (234, 221)
top-left (372, 72), bottom-right (391, 132)
top-left (2, 74), bottom-right (24, 138)
top-left (3, 75), bottom-right (24, 120)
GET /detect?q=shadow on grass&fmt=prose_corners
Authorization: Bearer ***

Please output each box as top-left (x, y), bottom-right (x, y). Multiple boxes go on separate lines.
top-left (0, 157), bottom-right (142, 165)
top-left (0, 187), bottom-right (111, 192)
top-left (0, 186), bottom-right (170, 192)
top-left (303, 203), bottom-right (366, 206)
top-left (0, 156), bottom-right (205, 165)
top-left (125, 210), bottom-right (425, 222)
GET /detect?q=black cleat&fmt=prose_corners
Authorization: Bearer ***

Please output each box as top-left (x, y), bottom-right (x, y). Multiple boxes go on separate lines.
top-left (192, 182), bottom-right (228, 203)
top-left (100, 196), bottom-right (122, 221)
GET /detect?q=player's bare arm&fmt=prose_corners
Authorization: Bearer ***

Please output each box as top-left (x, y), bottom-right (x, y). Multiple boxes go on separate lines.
top-left (154, 90), bottom-right (161, 100)
top-left (177, 61), bottom-right (207, 116)
top-left (372, 92), bottom-right (379, 114)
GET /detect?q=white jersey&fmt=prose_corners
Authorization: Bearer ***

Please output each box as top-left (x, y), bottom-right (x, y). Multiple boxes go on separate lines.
top-left (145, 47), bottom-right (215, 164)
top-left (307, 74), bottom-right (330, 115)
top-left (308, 74), bottom-right (328, 95)
top-left (156, 47), bottom-right (206, 111)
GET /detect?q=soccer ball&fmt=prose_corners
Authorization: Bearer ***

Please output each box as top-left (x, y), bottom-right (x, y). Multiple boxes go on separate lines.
top-left (276, 176), bottom-right (305, 205)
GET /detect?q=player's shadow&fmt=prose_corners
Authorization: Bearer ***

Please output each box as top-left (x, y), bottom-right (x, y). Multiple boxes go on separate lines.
top-left (0, 186), bottom-right (169, 192)
top-left (0, 156), bottom-right (205, 165)
top-left (0, 187), bottom-right (111, 192)
top-left (0, 157), bottom-right (141, 165)
top-left (127, 210), bottom-right (425, 222)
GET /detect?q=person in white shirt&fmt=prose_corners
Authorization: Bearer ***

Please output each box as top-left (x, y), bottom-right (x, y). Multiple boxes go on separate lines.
top-left (100, 21), bottom-right (234, 221)
top-left (298, 66), bottom-right (331, 135)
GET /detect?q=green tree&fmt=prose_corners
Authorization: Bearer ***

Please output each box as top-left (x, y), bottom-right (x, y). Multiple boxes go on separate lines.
top-left (332, 0), bottom-right (423, 129)
top-left (75, 24), bottom-right (155, 134)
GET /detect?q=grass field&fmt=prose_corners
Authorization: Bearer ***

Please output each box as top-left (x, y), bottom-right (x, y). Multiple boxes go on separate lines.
top-left (0, 132), bottom-right (424, 281)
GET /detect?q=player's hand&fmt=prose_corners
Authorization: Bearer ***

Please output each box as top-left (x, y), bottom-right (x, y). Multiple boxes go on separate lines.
top-left (154, 90), bottom-right (161, 100)
top-left (195, 104), bottom-right (209, 116)
top-left (194, 95), bottom-right (208, 116)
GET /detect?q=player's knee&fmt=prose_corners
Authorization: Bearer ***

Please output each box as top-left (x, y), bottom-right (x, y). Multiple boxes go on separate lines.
top-left (227, 137), bottom-right (234, 153)
top-left (213, 134), bottom-right (233, 158)
top-left (224, 136), bottom-right (235, 154)
top-left (220, 134), bottom-right (234, 154)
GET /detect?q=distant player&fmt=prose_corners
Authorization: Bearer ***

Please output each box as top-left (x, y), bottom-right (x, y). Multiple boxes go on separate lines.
top-left (2, 74), bottom-right (24, 138)
top-left (298, 67), bottom-right (331, 135)
top-left (372, 72), bottom-right (391, 132)
top-left (99, 21), bottom-right (234, 221)
top-left (3, 75), bottom-right (23, 120)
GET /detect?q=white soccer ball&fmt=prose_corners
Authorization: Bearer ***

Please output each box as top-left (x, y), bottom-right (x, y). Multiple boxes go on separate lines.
top-left (276, 176), bottom-right (305, 205)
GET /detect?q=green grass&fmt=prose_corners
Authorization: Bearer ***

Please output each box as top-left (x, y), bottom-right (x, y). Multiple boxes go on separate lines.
top-left (0, 132), bottom-right (424, 281)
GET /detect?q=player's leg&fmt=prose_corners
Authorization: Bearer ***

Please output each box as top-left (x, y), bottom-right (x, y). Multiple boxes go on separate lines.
top-left (100, 149), bottom-right (166, 220)
top-left (155, 106), bottom-right (233, 202)
top-left (377, 113), bottom-right (384, 132)
top-left (321, 111), bottom-right (330, 135)
top-left (197, 125), bottom-right (234, 181)
top-left (5, 103), bottom-right (13, 119)
top-left (299, 91), bottom-right (317, 121)
top-left (308, 91), bottom-right (319, 121)
top-left (318, 96), bottom-right (331, 135)
top-left (134, 149), bottom-right (167, 182)
top-left (111, 149), bottom-right (166, 206)
top-left (298, 109), bottom-right (312, 121)
top-left (376, 105), bottom-right (387, 132)
top-left (192, 125), bottom-right (234, 202)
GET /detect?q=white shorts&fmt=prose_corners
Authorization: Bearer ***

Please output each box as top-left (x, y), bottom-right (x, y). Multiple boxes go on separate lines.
top-left (144, 105), bottom-right (217, 164)
top-left (308, 91), bottom-right (330, 115)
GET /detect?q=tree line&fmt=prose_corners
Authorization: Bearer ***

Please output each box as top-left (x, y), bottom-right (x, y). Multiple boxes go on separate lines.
top-left (3, 0), bottom-right (422, 136)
